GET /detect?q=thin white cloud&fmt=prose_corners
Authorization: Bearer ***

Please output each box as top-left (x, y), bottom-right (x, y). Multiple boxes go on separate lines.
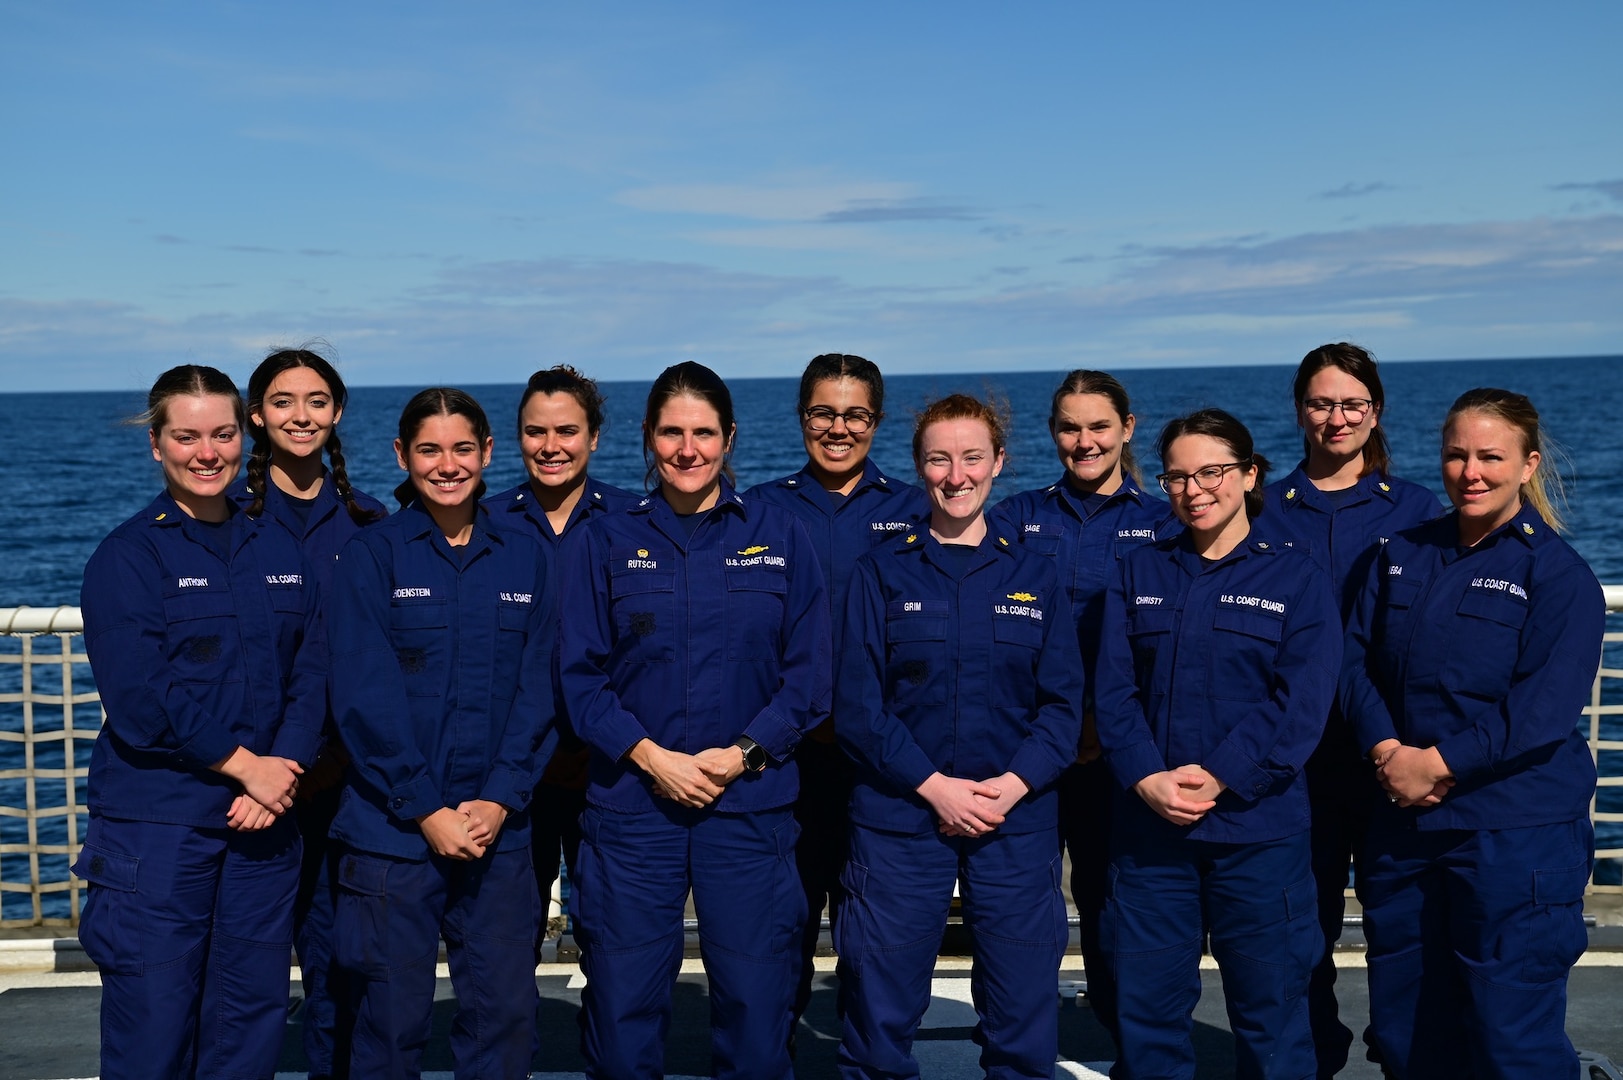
top-left (617, 182), bottom-right (915, 221)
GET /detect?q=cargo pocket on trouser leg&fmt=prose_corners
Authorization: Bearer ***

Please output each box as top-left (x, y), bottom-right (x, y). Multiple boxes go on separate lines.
top-left (74, 843), bottom-right (144, 975)
top-left (333, 852), bottom-right (394, 980)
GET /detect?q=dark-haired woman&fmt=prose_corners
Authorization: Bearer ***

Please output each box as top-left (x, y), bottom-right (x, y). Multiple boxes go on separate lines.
top-left (1341, 389), bottom-right (1602, 1079)
top-left (1096, 409), bottom-right (1339, 1080)
top-left (237, 346), bottom-right (386, 1078)
top-left (988, 369), bottom-right (1175, 1043)
top-left (836, 394), bottom-right (1081, 1079)
top-left (485, 366), bottom-right (638, 957)
top-left (745, 353), bottom-right (928, 1028)
top-left (559, 361), bottom-right (830, 1079)
top-left (75, 365), bottom-right (325, 1079)
top-left (1260, 342), bottom-right (1440, 1074)
top-left (328, 388), bottom-right (556, 1080)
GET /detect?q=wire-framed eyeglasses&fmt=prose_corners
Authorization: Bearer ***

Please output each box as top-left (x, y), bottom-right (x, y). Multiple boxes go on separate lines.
top-left (802, 407), bottom-right (876, 434)
top-left (1301, 398), bottom-right (1373, 423)
top-left (1157, 460), bottom-right (1252, 495)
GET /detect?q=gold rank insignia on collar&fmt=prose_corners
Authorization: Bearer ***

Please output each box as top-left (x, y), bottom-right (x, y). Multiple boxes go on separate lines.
top-left (1285, 488), bottom-right (1297, 500)
top-left (998, 536), bottom-right (1009, 546)
top-left (904, 534), bottom-right (918, 544)
top-left (1522, 522), bottom-right (1535, 535)
top-left (1379, 482), bottom-right (1391, 492)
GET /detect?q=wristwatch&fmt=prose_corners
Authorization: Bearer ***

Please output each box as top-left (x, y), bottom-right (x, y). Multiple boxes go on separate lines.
top-left (732, 735), bottom-right (768, 774)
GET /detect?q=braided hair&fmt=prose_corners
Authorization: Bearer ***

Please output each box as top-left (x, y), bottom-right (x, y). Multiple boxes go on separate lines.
top-left (245, 347), bottom-right (380, 524)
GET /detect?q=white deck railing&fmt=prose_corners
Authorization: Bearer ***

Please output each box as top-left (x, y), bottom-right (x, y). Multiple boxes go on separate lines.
top-left (3, 593), bottom-right (1622, 927)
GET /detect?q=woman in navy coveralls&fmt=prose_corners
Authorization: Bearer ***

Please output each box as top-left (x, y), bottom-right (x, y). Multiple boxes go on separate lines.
top-left (237, 347), bottom-right (386, 1080)
top-left (1095, 409), bottom-right (1340, 1080)
top-left (327, 388), bottom-right (557, 1080)
top-left (76, 365), bottom-right (325, 1080)
top-left (483, 365), bottom-right (638, 956)
top-left (558, 361), bottom-right (831, 1080)
top-left (1340, 388), bottom-right (1602, 1079)
top-left (836, 393), bottom-right (1082, 1080)
top-left (745, 353), bottom-right (929, 1030)
top-left (1260, 343), bottom-right (1440, 1076)
top-left (988, 369), bottom-right (1175, 1044)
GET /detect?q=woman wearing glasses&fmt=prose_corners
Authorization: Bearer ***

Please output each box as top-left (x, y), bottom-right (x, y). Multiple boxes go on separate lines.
top-left (746, 353), bottom-right (928, 1031)
top-left (1262, 343), bottom-right (1440, 1075)
top-left (1095, 409), bottom-right (1340, 1080)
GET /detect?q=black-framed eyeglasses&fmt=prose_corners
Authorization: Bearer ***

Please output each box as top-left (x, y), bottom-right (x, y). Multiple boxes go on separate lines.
top-left (802, 407), bottom-right (876, 434)
top-left (1301, 397), bottom-right (1374, 423)
top-left (1156, 459), bottom-right (1252, 495)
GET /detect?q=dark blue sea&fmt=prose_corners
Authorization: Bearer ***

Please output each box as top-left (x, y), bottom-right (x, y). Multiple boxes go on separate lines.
top-left (3, 356), bottom-right (1620, 916)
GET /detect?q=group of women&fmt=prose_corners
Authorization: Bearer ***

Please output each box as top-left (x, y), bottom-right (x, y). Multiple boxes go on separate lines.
top-left (71, 341), bottom-right (1602, 1080)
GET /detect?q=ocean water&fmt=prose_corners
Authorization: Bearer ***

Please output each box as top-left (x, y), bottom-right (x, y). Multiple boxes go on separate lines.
top-left (2, 355), bottom-right (1620, 916)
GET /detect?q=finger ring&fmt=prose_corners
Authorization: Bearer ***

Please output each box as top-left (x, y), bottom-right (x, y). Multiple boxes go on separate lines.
top-left (1389, 795), bottom-right (1398, 804)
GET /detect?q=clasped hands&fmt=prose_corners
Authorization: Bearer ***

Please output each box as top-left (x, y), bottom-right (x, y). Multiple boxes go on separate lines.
top-left (1369, 739), bottom-right (1454, 808)
top-left (1133, 765), bottom-right (1225, 826)
top-left (212, 746), bottom-right (303, 832)
top-left (918, 771), bottom-right (1031, 838)
top-left (417, 800), bottom-right (511, 861)
top-left (630, 739), bottom-right (746, 808)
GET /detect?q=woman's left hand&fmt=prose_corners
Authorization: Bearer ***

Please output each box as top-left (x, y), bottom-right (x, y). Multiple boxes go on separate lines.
top-left (456, 800), bottom-right (509, 847)
top-left (941, 771), bottom-right (1030, 836)
top-left (225, 794), bottom-right (278, 831)
top-left (1376, 745), bottom-right (1454, 807)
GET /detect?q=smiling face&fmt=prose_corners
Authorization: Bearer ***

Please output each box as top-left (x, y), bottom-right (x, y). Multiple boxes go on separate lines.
top-left (151, 393), bottom-right (243, 518)
top-left (520, 391), bottom-right (598, 493)
top-left (918, 417), bottom-right (1004, 538)
top-left (1163, 432), bottom-right (1255, 552)
top-left (1442, 409), bottom-right (1538, 545)
top-left (801, 376), bottom-right (876, 493)
top-left (1052, 391), bottom-right (1134, 495)
top-left (649, 393), bottom-right (732, 513)
top-left (1297, 365), bottom-right (1377, 467)
top-left (251, 365), bottom-right (340, 463)
top-left (395, 412), bottom-right (492, 512)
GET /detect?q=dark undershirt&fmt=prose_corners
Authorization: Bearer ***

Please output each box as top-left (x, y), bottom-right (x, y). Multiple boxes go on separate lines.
top-left (673, 510), bottom-right (707, 540)
top-left (1323, 486), bottom-right (1359, 509)
top-left (280, 490), bottom-right (319, 532)
top-left (934, 541), bottom-right (979, 578)
top-left (193, 516), bottom-right (233, 563)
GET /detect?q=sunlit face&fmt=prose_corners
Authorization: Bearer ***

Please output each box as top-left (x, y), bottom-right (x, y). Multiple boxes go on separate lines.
top-left (649, 394), bottom-right (732, 509)
top-left (1297, 366), bottom-right (1378, 464)
top-left (917, 417), bottom-right (1004, 527)
top-left (1052, 392), bottom-right (1134, 495)
top-left (1442, 410), bottom-right (1537, 541)
top-left (395, 413), bottom-right (492, 512)
top-left (151, 394), bottom-right (243, 514)
top-left (1162, 433), bottom-right (1255, 545)
top-left (251, 366), bottom-right (341, 462)
top-left (801, 376), bottom-right (876, 486)
top-left (520, 392), bottom-right (598, 491)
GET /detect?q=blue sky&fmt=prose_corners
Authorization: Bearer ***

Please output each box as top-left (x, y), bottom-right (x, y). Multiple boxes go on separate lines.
top-left (2, 2), bottom-right (1619, 390)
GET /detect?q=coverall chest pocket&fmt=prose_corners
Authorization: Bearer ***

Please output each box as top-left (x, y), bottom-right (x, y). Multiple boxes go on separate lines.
top-left (1020, 526), bottom-right (1064, 558)
top-left (161, 589), bottom-right (243, 684)
top-left (389, 600), bottom-right (450, 696)
top-left (493, 599), bottom-right (531, 679)
top-left (991, 614), bottom-right (1043, 710)
top-left (610, 569), bottom-right (676, 663)
top-left (724, 566), bottom-right (787, 661)
top-left (1209, 606), bottom-right (1284, 702)
top-left (1126, 604), bottom-right (1173, 690)
top-left (1373, 576), bottom-right (1423, 671)
top-left (885, 600), bottom-right (949, 705)
top-left (1442, 587), bottom-right (1528, 700)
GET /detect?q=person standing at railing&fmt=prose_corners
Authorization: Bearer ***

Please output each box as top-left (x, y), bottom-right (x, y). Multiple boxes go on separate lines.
top-left (327, 388), bottom-right (557, 1080)
top-left (236, 346), bottom-right (386, 1080)
top-left (745, 353), bottom-right (928, 1040)
top-left (558, 362), bottom-right (830, 1080)
top-left (987, 369), bottom-right (1176, 1048)
top-left (1095, 409), bottom-right (1340, 1080)
top-left (74, 364), bottom-right (326, 1080)
top-left (1340, 388), bottom-right (1603, 1079)
top-left (1259, 343), bottom-right (1442, 1076)
top-left (835, 394), bottom-right (1081, 1079)
top-left (484, 365), bottom-right (638, 967)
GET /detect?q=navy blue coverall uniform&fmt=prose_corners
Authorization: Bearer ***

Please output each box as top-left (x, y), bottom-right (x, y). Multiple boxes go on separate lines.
top-left (485, 476), bottom-right (638, 952)
top-left (75, 491), bottom-right (326, 1080)
top-left (558, 482), bottom-right (831, 1080)
top-left (835, 530), bottom-right (1082, 1080)
top-left (1261, 465), bottom-right (1439, 1076)
top-left (746, 459), bottom-right (928, 1021)
top-left (989, 472), bottom-right (1175, 1041)
top-left (328, 501), bottom-right (557, 1080)
top-left (1095, 532), bottom-right (1340, 1080)
top-left (232, 469), bottom-right (385, 1079)
top-left (1339, 502), bottom-right (1603, 1079)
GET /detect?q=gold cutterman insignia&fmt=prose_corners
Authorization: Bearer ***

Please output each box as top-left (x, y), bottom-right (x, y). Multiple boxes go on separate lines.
top-left (738, 545), bottom-right (769, 556)
top-left (637, 548), bottom-right (649, 558)
top-left (1007, 592), bottom-right (1036, 602)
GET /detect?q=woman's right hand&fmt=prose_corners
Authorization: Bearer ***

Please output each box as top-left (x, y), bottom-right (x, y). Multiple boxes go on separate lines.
top-left (417, 807), bottom-right (485, 860)
top-left (1133, 769), bottom-right (1218, 826)
top-left (917, 772), bottom-right (1006, 836)
top-left (629, 740), bottom-right (725, 808)
top-left (225, 794), bottom-right (278, 832)
top-left (212, 746), bottom-right (303, 814)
